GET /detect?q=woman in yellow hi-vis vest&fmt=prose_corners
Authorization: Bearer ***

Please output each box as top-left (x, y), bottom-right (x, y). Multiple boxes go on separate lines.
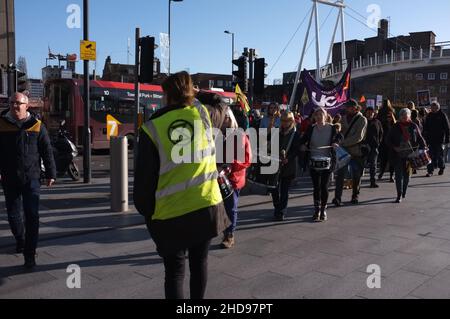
top-left (134, 72), bottom-right (229, 299)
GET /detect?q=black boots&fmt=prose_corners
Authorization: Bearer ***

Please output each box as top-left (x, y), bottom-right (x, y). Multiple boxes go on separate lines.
top-left (320, 206), bottom-right (328, 222)
top-left (24, 254), bottom-right (36, 270)
top-left (16, 238), bottom-right (24, 254)
top-left (313, 205), bottom-right (328, 222)
top-left (313, 206), bottom-right (321, 222)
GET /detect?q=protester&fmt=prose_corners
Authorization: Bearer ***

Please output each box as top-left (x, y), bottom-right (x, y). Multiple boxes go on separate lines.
top-left (364, 106), bottom-right (384, 188)
top-left (411, 109), bottom-right (423, 133)
top-left (300, 108), bottom-right (342, 222)
top-left (423, 101), bottom-right (450, 177)
top-left (134, 72), bottom-right (229, 299)
top-left (231, 103), bottom-right (249, 130)
top-left (388, 108), bottom-right (426, 203)
top-left (407, 101), bottom-right (417, 111)
top-left (259, 103), bottom-right (281, 129)
top-left (270, 111), bottom-right (301, 221)
top-left (0, 92), bottom-right (56, 269)
top-left (378, 100), bottom-right (397, 182)
top-left (218, 107), bottom-right (252, 249)
top-left (333, 99), bottom-right (368, 206)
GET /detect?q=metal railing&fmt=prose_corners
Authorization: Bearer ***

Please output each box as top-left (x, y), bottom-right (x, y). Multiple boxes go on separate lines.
top-left (322, 46), bottom-right (450, 79)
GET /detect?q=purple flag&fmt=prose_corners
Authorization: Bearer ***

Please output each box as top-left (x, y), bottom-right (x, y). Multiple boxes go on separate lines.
top-left (301, 64), bottom-right (352, 117)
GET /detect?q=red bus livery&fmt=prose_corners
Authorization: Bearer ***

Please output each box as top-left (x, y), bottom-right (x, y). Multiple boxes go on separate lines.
top-left (43, 79), bottom-right (235, 150)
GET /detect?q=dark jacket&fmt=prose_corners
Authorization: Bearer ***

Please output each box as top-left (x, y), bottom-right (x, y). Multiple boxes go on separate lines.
top-left (279, 128), bottom-right (301, 179)
top-left (0, 110), bottom-right (56, 186)
top-left (423, 110), bottom-right (450, 145)
top-left (365, 118), bottom-right (384, 149)
top-left (300, 124), bottom-right (343, 170)
top-left (388, 122), bottom-right (426, 164)
top-left (133, 104), bottom-right (229, 257)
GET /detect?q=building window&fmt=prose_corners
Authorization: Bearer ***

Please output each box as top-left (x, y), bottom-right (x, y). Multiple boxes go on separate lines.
top-left (405, 73), bottom-right (413, 81)
top-left (416, 73), bottom-right (424, 80)
top-left (217, 80), bottom-right (224, 87)
top-left (428, 73), bottom-right (436, 80)
top-left (440, 86), bottom-right (448, 94)
top-left (441, 73), bottom-right (448, 80)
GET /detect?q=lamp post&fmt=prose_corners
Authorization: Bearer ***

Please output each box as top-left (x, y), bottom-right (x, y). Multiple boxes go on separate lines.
top-left (168, 0), bottom-right (183, 75)
top-left (224, 30), bottom-right (235, 82)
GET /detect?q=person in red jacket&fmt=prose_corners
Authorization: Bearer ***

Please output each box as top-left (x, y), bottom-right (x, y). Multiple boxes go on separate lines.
top-left (219, 107), bottom-right (252, 249)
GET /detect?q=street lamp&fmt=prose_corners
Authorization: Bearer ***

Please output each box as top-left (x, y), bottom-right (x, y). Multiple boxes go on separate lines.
top-left (224, 30), bottom-right (235, 82)
top-left (168, 0), bottom-right (183, 75)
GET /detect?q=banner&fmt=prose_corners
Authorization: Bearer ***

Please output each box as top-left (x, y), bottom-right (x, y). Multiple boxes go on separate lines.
top-left (159, 33), bottom-right (170, 75)
top-left (301, 64), bottom-right (351, 117)
top-left (417, 90), bottom-right (431, 107)
top-left (235, 84), bottom-right (251, 114)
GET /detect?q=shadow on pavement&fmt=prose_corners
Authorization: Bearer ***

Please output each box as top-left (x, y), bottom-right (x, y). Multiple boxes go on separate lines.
top-left (0, 251), bottom-right (162, 279)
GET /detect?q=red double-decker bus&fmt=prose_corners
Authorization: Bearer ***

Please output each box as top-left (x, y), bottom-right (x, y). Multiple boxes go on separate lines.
top-left (43, 79), bottom-right (235, 150)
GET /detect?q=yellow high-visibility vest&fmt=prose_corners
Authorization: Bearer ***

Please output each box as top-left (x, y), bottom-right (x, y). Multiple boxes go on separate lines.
top-left (141, 101), bottom-right (222, 221)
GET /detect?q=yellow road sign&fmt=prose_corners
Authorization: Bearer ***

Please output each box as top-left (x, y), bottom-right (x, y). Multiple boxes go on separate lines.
top-left (107, 114), bottom-right (122, 140)
top-left (80, 40), bottom-right (96, 61)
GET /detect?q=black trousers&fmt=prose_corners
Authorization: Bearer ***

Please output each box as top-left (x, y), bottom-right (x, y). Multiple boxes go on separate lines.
top-left (270, 178), bottom-right (292, 216)
top-left (395, 159), bottom-right (410, 198)
top-left (379, 144), bottom-right (394, 179)
top-left (428, 144), bottom-right (446, 174)
top-left (3, 180), bottom-right (41, 256)
top-left (162, 239), bottom-right (211, 300)
top-left (310, 169), bottom-right (332, 208)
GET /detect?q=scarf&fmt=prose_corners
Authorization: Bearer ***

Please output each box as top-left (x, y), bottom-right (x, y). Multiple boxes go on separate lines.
top-left (399, 121), bottom-right (412, 143)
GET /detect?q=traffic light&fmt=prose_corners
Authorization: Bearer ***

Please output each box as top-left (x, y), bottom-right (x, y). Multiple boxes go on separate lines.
top-left (254, 58), bottom-right (266, 95)
top-left (16, 70), bottom-right (28, 94)
top-left (139, 36), bottom-right (155, 84)
top-left (233, 56), bottom-right (248, 93)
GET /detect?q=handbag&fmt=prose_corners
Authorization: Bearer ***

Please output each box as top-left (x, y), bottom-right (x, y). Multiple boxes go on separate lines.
top-left (335, 146), bottom-right (352, 172)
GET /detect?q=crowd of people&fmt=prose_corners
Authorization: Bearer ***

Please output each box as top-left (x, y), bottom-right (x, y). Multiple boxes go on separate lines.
top-left (134, 72), bottom-right (450, 299)
top-left (1, 71), bottom-right (449, 300)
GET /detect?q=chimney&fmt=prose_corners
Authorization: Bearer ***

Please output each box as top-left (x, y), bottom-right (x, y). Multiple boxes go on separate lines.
top-left (378, 19), bottom-right (389, 40)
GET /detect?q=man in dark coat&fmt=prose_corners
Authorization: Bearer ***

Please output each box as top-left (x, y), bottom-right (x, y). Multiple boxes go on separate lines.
top-left (365, 106), bottom-right (384, 188)
top-left (0, 92), bottom-right (56, 269)
top-left (423, 102), bottom-right (450, 177)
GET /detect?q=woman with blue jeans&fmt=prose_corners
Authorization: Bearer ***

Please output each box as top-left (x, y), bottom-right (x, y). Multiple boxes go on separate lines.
top-left (388, 108), bottom-right (426, 203)
top-left (220, 107), bottom-right (252, 249)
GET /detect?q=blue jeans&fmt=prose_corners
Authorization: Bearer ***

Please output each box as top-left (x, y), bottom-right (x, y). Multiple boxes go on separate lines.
top-left (335, 158), bottom-right (364, 200)
top-left (224, 189), bottom-right (240, 235)
top-left (270, 178), bottom-right (292, 216)
top-left (2, 180), bottom-right (41, 256)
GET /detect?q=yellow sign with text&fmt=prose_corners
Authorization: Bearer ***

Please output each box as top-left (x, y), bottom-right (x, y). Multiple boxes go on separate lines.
top-left (80, 40), bottom-right (96, 61)
top-left (107, 115), bottom-right (121, 140)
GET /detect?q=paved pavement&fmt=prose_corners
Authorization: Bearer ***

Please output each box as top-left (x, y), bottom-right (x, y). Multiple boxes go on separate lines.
top-left (1, 163), bottom-right (450, 299)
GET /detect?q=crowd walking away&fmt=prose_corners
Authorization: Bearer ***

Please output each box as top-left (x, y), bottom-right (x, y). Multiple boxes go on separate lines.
top-left (2, 71), bottom-right (450, 300)
top-left (131, 71), bottom-right (449, 299)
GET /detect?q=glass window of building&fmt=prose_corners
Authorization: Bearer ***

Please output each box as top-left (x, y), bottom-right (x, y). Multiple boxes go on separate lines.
top-left (428, 73), bottom-right (436, 80)
top-left (441, 73), bottom-right (448, 80)
top-left (440, 86), bottom-right (448, 94)
top-left (416, 73), bottom-right (424, 80)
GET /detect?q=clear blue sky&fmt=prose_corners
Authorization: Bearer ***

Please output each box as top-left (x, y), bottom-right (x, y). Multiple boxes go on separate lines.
top-left (15, 0), bottom-right (450, 82)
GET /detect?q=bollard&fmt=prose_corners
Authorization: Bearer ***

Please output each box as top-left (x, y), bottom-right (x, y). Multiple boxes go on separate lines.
top-left (110, 136), bottom-right (129, 213)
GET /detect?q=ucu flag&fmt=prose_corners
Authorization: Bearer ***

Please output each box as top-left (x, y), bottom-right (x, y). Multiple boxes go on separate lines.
top-left (301, 64), bottom-right (352, 117)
